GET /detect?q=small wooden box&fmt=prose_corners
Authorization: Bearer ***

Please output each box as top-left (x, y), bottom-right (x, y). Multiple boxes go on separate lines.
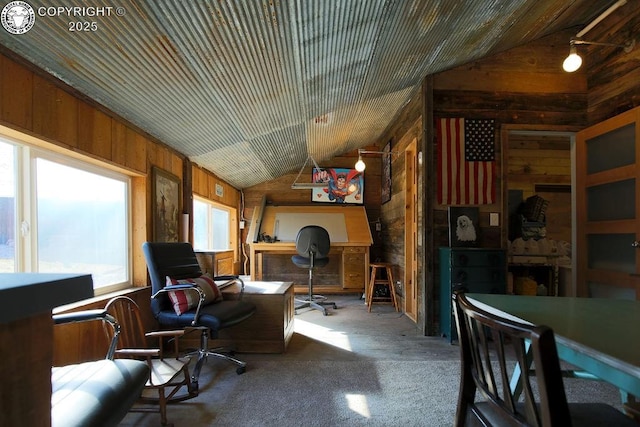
top-left (217, 281), bottom-right (295, 353)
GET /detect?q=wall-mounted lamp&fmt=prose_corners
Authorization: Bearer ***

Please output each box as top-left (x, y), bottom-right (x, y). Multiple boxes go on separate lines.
top-left (291, 155), bottom-right (326, 189)
top-left (354, 148), bottom-right (399, 172)
top-left (562, 0), bottom-right (635, 72)
top-left (563, 37), bottom-right (635, 72)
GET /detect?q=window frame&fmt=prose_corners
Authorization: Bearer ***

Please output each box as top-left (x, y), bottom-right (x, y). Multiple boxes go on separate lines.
top-left (192, 195), bottom-right (237, 254)
top-left (0, 130), bottom-right (133, 295)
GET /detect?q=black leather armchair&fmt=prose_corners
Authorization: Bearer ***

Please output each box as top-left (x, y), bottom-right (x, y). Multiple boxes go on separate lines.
top-left (142, 242), bottom-right (256, 390)
top-left (52, 310), bottom-right (149, 427)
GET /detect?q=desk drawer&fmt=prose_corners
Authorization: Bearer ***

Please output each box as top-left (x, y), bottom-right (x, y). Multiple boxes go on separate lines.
top-left (342, 250), bottom-right (366, 289)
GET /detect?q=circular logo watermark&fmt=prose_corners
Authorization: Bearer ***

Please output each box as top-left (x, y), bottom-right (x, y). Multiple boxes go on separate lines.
top-left (1, 1), bottom-right (35, 34)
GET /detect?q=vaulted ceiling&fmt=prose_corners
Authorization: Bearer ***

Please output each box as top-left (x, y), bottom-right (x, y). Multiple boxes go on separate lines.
top-left (0, 0), bottom-right (621, 188)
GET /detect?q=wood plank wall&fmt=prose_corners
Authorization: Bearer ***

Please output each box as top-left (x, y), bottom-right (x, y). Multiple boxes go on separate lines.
top-left (0, 51), bottom-right (241, 363)
top-left (586, 8), bottom-right (640, 124)
top-left (0, 51), bottom-right (240, 284)
top-left (241, 148), bottom-right (384, 271)
top-left (427, 30), bottom-right (588, 333)
top-left (507, 133), bottom-right (572, 243)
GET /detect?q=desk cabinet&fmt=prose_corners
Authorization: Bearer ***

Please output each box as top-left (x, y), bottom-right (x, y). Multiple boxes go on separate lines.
top-left (342, 247), bottom-right (367, 289)
top-left (440, 247), bottom-right (506, 342)
top-left (196, 250), bottom-right (235, 276)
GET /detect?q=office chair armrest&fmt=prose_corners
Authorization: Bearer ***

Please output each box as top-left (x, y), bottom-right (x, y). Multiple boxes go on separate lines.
top-left (53, 310), bottom-right (120, 360)
top-left (53, 309), bottom-right (112, 324)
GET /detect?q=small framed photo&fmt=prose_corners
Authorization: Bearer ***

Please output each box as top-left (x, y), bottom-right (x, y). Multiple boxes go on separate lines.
top-left (449, 207), bottom-right (479, 247)
top-left (311, 167), bottom-right (364, 204)
top-left (152, 167), bottom-right (181, 242)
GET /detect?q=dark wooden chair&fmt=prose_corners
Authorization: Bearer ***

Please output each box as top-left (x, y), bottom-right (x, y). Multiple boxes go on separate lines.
top-left (452, 291), bottom-right (637, 427)
top-left (105, 296), bottom-right (197, 426)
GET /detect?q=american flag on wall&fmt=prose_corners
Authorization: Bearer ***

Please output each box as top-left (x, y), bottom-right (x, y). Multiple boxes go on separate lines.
top-left (437, 118), bottom-right (496, 205)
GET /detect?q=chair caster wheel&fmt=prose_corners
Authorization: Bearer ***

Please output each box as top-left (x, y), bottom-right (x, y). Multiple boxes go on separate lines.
top-left (236, 366), bottom-right (246, 375)
top-left (190, 381), bottom-right (199, 392)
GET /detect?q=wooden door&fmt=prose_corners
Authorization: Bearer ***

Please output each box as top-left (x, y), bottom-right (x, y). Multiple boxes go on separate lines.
top-left (404, 139), bottom-right (418, 320)
top-left (576, 107), bottom-right (640, 299)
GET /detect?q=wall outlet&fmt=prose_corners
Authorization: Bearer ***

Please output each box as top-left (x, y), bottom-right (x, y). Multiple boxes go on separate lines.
top-left (490, 212), bottom-right (499, 227)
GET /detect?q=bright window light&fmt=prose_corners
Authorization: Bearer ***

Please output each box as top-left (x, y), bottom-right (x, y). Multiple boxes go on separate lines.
top-left (295, 318), bottom-right (353, 352)
top-left (35, 158), bottom-right (129, 289)
top-left (345, 394), bottom-right (371, 418)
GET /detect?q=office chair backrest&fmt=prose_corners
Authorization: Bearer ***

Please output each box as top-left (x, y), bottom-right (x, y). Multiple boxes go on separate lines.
top-left (452, 291), bottom-right (571, 427)
top-left (142, 242), bottom-right (203, 316)
top-left (295, 225), bottom-right (330, 259)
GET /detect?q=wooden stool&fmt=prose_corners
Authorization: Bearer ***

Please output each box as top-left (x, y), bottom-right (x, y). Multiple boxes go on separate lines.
top-left (366, 262), bottom-right (399, 312)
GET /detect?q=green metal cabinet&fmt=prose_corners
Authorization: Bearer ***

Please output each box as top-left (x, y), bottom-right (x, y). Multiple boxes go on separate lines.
top-left (439, 247), bottom-right (506, 342)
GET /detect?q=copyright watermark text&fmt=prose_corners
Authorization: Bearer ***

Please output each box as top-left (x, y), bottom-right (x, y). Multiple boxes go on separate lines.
top-left (37, 6), bottom-right (126, 17)
top-left (2, 1), bottom-right (126, 34)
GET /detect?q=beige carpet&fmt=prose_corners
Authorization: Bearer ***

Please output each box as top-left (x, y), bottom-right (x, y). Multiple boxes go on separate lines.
top-left (118, 295), bottom-right (623, 426)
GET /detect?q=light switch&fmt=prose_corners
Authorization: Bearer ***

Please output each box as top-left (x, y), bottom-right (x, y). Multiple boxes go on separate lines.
top-left (490, 212), bottom-right (499, 227)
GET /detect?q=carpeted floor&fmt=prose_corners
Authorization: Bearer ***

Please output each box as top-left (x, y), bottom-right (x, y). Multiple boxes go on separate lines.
top-left (118, 295), bottom-right (623, 426)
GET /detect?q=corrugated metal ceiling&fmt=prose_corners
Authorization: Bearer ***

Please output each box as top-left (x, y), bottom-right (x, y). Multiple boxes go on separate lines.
top-left (0, 0), bottom-right (620, 188)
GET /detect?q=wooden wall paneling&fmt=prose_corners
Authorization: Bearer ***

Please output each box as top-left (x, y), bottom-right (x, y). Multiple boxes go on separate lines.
top-left (587, 7), bottom-right (640, 124)
top-left (125, 128), bottom-right (147, 173)
top-left (0, 55), bottom-right (33, 130)
top-left (77, 101), bottom-right (112, 160)
top-left (32, 76), bottom-right (78, 147)
top-left (131, 175), bottom-right (148, 286)
top-left (111, 121), bottom-right (127, 166)
top-left (33, 76), bottom-right (59, 143)
top-left (183, 158), bottom-right (193, 243)
top-left (241, 152), bottom-right (382, 258)
top-left (423, 76), bottom-right (435, 336)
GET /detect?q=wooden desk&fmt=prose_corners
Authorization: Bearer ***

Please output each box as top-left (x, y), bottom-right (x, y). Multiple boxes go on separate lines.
top-left (467, 293), bottom-right (640, 400)
top-left (247, 205), bottom-right (373, 293)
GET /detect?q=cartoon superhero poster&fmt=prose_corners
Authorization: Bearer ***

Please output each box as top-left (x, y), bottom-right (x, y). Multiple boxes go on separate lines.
top-left (311, 167), bottom-right (363, 204)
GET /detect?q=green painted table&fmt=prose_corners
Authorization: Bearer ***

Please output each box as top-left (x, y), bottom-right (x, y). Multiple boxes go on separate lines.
top-left (467, 293), bottom-right (640, 400)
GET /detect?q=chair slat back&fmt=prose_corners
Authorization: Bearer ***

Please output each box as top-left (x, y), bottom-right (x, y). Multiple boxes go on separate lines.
top-left (453, 292), bottom-right (572, 427)
top-left (105, 296), bottom-right (148, 350)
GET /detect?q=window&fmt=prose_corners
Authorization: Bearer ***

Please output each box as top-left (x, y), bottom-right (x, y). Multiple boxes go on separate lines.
top-left (0, 141), bottom-right (16, 272)
top-left (0, 135), bottom-right (131, 293)
top-left (193, 197), bottom-right (234, 251)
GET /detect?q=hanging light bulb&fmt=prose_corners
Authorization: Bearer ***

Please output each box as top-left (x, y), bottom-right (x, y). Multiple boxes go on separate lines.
top-left (355, 153), bottom-right (366, 172)
top-left (563, 45), bottom-right (583, 72)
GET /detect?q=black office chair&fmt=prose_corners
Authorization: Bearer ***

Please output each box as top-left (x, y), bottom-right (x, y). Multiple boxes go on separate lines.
top-left (291, 225), bottom-right (337, 316)
top-left (142, 242), bottom-right (256, 391)
top-left (452, 291), bottom-right (637, 427)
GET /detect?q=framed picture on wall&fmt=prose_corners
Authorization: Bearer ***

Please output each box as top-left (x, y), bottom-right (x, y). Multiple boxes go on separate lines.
top-left (311, 167), bottom-right (364, 204)
top-left (381, 139), bottom-right (392, 204)
top-left (449, 206), bottom-right (479, 247)
top-left (152, 166), bottom-right (181, 242)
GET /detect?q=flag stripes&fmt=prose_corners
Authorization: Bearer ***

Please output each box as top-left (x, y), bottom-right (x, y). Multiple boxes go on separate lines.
top-left (437, 118), bottom-right (495, 205)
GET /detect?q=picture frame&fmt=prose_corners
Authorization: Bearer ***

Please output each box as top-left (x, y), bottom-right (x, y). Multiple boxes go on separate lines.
top-left (448, 206), bottom-right (480, 247)
top-left (152, 166), bottom-right (181, 242)
top-left (311, 167), bottom-right (364, 204)
top-left (381, 139), bottom-right (392, 204)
